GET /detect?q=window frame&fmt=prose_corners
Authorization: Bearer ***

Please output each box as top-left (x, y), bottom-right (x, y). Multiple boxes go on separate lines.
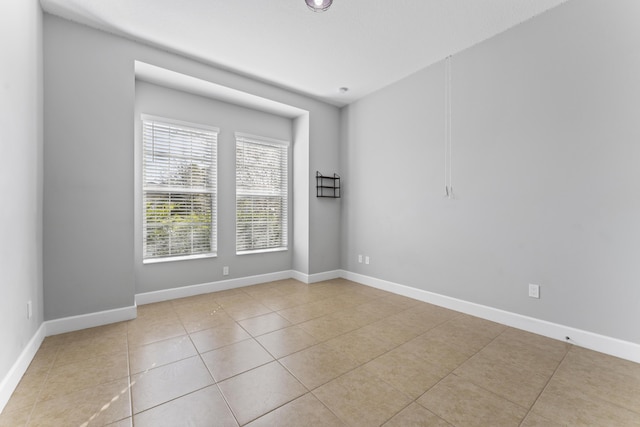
top-left (235, 132), bottom-right (290, 255)
top-left (141, 114), bottom-right (219, 263)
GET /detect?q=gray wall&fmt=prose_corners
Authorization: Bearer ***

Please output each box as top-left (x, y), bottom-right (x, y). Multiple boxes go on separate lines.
top-left (43, 14), bottom-right (341, 320)
top-left (134, 81), bottom-right (293, 293)
top-left (341, 0), bottom-right (640, 344)
top-left (0, 0), bottom-right (43, 380)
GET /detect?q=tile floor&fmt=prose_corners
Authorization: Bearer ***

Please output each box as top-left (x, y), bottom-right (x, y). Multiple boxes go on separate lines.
top-left (1, 278), bottom-right (639, 426)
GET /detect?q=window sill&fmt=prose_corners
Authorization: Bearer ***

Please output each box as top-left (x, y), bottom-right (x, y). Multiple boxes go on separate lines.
top-left (236, 247), bottom-right (288, 256)
top-left (143, 253), bottom-right (217, 264)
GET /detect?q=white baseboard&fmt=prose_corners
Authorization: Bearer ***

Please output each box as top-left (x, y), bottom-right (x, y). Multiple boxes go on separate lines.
top-left (0, 323), bottom-right (46, 414)
top-left (341, 270), bottom-right (640, 364)
top-left (136, 270), bottom-right (294, 305)
top-left (291, 269), bottom-right (342, 284)
top-left (44, 305), bottom-right (137, 337)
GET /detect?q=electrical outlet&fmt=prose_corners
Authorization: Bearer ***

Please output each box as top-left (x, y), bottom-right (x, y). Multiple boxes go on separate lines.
top-left (528, 284), bottom-right (540, 299)
top-left (358, 254), bottom-right (362, 263)
top-left (365, 256), bottom-right (370, 265)
top-left (27, 301), bottom-right (32, 320)
top-left (223, 266), bottom-right (229, 276)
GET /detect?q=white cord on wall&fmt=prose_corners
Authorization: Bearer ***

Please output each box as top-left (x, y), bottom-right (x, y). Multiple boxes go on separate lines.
top-left (444, 55), bottom-right (454, 199)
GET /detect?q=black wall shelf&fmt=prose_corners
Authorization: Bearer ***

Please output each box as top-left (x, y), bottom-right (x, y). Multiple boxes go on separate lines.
top-left (316, 172), bottom-right (341, 198)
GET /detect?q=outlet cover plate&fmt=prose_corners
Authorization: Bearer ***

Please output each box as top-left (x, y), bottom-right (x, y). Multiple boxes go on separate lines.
top-left (528, 284), bottom-right (540, 299)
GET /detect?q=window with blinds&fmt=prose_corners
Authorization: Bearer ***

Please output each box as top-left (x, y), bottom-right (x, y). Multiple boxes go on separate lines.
top-left (235, 132), bottom-right (289, 254)
top-left (142, 115), bottom-right (218, 262)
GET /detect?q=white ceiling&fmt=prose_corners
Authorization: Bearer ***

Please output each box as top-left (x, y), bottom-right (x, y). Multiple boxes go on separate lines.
top-left (41, 0), bottom-right (568, 106)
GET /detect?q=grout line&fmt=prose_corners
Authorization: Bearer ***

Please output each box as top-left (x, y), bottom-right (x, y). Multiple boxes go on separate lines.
top-left (21, 343), bottom-right (61, 427)
top-left (518, 342), bottom-right (572, 426)
top-left (125, 326), bottom-right (133, 424)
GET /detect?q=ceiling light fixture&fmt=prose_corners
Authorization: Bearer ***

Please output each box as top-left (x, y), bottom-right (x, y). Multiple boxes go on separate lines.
top-left (306, 0), bottom-right (333, 13)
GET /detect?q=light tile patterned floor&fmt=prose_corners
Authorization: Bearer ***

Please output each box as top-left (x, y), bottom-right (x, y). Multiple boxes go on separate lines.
top-left (1, 278), bottom-right (639, 426)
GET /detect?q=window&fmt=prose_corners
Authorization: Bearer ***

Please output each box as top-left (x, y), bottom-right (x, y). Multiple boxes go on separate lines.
top-left (142, 115), bottom-right (218, 262)
top-left (235, 132), bottom-right (289, 253)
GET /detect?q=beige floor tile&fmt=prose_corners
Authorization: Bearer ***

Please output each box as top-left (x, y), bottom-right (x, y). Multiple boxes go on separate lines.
top-left (447, 314), bottom-right (508, 338)
top-left (345, 284), bottom-right (390, 298)
top-left (417, 374), bottom-right (528, 427)
top-left (136, 302), bottom-right (179, 323)
top-left (214, 292), bottom-right (256, 308)
top-left (495, 328), bottom-right (569, 362)
top-left (421, 320), bottom-right (497, 358)
top-left (519, 411), bottom-right (564, 427)
top-left (223, 301), bottom-right (273, 321)
top-left (176, 306), bottom-right (234, 334)
top-left (238, 312), bottom-right (292, 337)
top-left (44, 322), bottom-right (128, 347)
top-left (127, 317), bottom-right (187, 347)
top-left (246, 393), bottom-right (346, 427)
top-left (106, 418), bottom-right (133, 427)
top-left (397, 335), bottom-right (471, 373)
top-left (360, 316), bottom-right (424, 348)
top-left (382, 403), bottom-right (452, 427)
top-left (208, 287), bottom-right (249, 300)
top-left (383, 293), bottom-right (422, 309)
top-left (133, 385), bottom-right (238, 427)
top-left (0, 405), bottom-right (31, 427)
top-left (131, 356), bottom-right (214, 414)
top-left (532, 373), bottom-right (640, 425)
top-left (243, 286), bottom-right (285, 301)
top-left (2, 370), bottom-right (46, 414)
top-left (453, 352), bottom-right (551, 408)
top-left (129, 335), bottom-right (197, 374)
top-left (325, 328), bottom-right (396, 364)
top-left (336, 304), bottom-right (391, 327)
top-left (189, 322), bottom-right (251, 353)
top-left (29, 378), bottom-right (131, 427)
top-left (201, 338), bottom-right (274, 382)
top-left (331, 291), bottom-right (378, 307)
top-left (297, 311), bottom-right (360, 341)
top-left (171, 292), bottom-right (220, 310)
top-left (363, 346), bottom-right (446, 399)
top-left (259, 293), bottom-right (312, 311)
top-left (53, 332), bottom-right (128, 367)
top-left (389, 304), bottom-right (459, 333)
top-left (256, 326), bottom-right (319, 359)
top-left (315, 295), bottom-right (364, 313)
top-left (313, 366), bottom-right (412, 427)
top-left (25, 344), bottom-right (59, 376)
top-left (39, 351), bottom-right (129, 402)
top-left (218, 361), bottom-right (307, 425)
top-left (479, 328), bottom-right (568, 377)
top-left (280, 343), bottom-right (360, 389)
top-left (356, 299), bottom-right (407, 320)
top-left (171, 294), bottom-right (224, 319)
top-left (277, 300), bottom-right (340, 324)
top-left (552, 346), bottom-right (640, 413)
top-left (567, 345), bottom-right (640, 380)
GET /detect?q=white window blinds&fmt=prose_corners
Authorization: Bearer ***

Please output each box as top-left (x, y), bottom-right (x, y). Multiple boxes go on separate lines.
top-left (142, 115), bottom-right (218, 261)
top-left (235, 132), bottom-right (289, 253)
